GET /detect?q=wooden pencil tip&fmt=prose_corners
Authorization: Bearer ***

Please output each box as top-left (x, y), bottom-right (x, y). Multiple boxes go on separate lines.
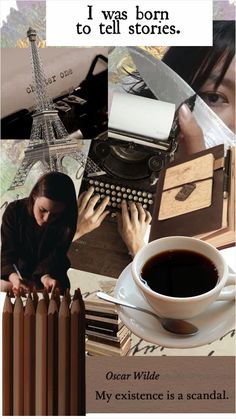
top-left (64, 288), bottom-right (71, 303)
top-left (33, 286), bottom-right (38, 297)
top-left (76, 288), bottom-right (82, 296)
top-left (14, 296), bottom-right (24, 313)
top-left (51, 287), bottom-right (61, 309)
top-left (59, 296), bottom-right (70, 316)
top-left (76, 288), bottom-right (85, 306)
top-left (20, 288), bottom-right (27, 298)
top-left (43, 287), bottom-right (49, 298)
top-left (7, 288), bottom-right (14, 298)
top-left (73, 289), bottom-right (79, 300)
top-left (25, 296), bottom-right (35, 315)
top-left (15, 289), bottom-right (20, 298)
top-left (70, 297), bottom-right (80, 314)
top-left (48, 298), bottom-right (58, 314)
top-left (54, 287), bottom-right (60, 296)
top-left (27, 290), bottom-right (31, 298)
top-left (3, 294), bottom-right (13, 313)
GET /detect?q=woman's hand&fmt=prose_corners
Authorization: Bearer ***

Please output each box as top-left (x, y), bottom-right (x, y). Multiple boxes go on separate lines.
top-left (117, 201), bottom-right (152, 257)
top-left (9, 272), bottom-right (29, 295)
top-left (73, 187), bottom-right (110, 241)
top-left (178, 104), bottom-right (206, 155)
top-left (41, 275), bottom-right (57, 291)
top-left (0, 280), bottom-right (13, 293)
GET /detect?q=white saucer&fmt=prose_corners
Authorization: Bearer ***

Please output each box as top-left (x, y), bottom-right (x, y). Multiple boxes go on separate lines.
top-left (114, 264), bottom-right (235, 349)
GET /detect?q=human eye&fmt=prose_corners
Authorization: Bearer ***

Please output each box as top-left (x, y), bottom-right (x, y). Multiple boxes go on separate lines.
top-left (199, 91), bottom-right (228, 107)
top-left (39, 207), bottom-right (47, 213)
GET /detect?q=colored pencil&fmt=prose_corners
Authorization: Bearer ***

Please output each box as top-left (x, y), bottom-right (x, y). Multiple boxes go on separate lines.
top-left (13, 296), bottom-right (24, 415)
top-left (58, 296), bottom-right (70, 415)
top-left (35, 299), bottom-right (47, 415)
top-left (24, 295), bottom-right (36, 415)
top-left (70, 289), bottom-right (86, 415)
top-left (47, 298), bottom-right (58, 416)
top-left (2, 294), bottom-right (13, 416)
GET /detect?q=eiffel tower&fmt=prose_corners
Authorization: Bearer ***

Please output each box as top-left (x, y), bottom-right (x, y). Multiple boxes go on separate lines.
top-left (9, 27), bottom-right (103, 190)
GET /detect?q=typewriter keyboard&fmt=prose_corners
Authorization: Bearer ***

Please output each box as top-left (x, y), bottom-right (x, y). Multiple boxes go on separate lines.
top-left (86, 178), bottom-right (154, 212)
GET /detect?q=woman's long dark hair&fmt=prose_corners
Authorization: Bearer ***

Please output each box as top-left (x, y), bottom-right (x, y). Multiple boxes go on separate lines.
top-left (28, 172), bottom-right (78, 240)
top-left (163, 20), bottom-right (235, 92)
top-left (130, 21), bottom-right (235, 97)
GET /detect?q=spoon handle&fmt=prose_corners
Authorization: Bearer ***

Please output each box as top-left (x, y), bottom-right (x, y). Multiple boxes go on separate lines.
top-left (97, 291), bottom-right (160, 319)
top-left (97, 292), bottom-right (198, 336)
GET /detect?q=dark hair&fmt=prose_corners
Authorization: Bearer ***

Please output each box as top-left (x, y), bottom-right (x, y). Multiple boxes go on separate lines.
top-left (163, 21), bottom-right (235, 92)
top-left (28, 171), bottom-right (78, 239)
top-left (130, 21), bottom-right (235, 97)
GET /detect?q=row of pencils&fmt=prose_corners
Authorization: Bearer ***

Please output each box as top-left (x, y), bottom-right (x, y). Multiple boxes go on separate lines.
top-left (2, 288), bottom-right (86, 416)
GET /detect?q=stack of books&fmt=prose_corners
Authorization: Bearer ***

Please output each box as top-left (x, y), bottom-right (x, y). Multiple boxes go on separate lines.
top-left (85, 298), bottom-right (131, 356)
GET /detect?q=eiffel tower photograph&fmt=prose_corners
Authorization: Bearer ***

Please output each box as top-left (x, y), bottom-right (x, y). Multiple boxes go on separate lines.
top-left (7, 27), bottom-right (105, 190)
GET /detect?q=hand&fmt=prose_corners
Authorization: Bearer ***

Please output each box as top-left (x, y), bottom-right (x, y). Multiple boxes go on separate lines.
top-left (41, 275), bottom-right (57, 291)
top-left (178, 104), bottom-right (206, 155)
top-left (8, 272), bottom-right (29, 295)
top-left (0, 280), bottom-right (13, 293)
top-left (117, 201), bottom-right (152, 257)
top-left (73, 187), bottom-right (110, 241)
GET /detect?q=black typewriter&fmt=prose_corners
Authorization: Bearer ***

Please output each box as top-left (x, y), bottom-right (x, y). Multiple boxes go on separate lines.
top-left (81, 92), bottom-right (196, 214)
top-left (81, 92), bottom-right (184, 214)
top-left (81, 138), bottom-right (168, 214)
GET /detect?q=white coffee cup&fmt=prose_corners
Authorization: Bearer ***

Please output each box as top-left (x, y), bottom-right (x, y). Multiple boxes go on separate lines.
top-left (131, 236), bottom-right (236, 319)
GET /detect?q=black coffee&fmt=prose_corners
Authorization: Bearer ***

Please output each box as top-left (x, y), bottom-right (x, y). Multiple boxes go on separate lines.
top-left (141, 250), bottom-right (219, 298)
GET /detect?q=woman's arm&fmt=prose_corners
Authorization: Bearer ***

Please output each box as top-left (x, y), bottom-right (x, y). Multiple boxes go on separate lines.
top-left (1, 202), bottom-right (29, 293)
top-left (1, 202), bottom-right (20, 279)
top-left (32, 228), bottom-right (73, 282)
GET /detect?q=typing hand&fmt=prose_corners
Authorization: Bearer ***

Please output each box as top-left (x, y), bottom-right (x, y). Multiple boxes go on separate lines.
top-left (117, 201), bottom-right (152, 257)
top-left (73, 187), bottom-right (110, 241)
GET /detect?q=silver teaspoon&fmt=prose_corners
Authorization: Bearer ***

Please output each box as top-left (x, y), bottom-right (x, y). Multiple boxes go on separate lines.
top-left (97, 292), bottom-right (199, 336)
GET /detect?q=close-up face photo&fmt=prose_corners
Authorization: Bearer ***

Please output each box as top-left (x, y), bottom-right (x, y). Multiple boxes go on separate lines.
top-left (199, 56), bottom-right (235, 132)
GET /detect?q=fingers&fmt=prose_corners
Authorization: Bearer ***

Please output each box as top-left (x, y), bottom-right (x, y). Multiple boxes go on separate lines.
top-left (77, 191), bottom-right (86, 207)
top-left (12, 285), bottom-right (20, 295)
top-left (178, 104), bottom-right (205, 154)
top-left (137, 204), bottom-right (152, 224)
top-left (12, 284), bottom-right (29, 296)
top-left (85, 193), bottom-right (101, 210)
top-left (78, 187), bottom-right (95, 211)
top-left (78, 187), bottom-right (110, 215)
top-left (121, 200), bottom-right (129, 218)
top-left (129, 201), bottom-right (139, 223)
top-left (51, 281), bottom-right (57, 293)
top-left (120, 200), bottom-right (131, 230)
top-left (97, 210), bottom-right (110, 225)
top-left (0, 280), bottom-right (13, 293)
top-left (121, 200), bottom-right (152, 224)
top-left (42, 279), bottom-right (57, 292)
top-left (117, 212), bottom-right (123, 234)
top-left (136, 203), bottom-right (146, 223)
top-left (94, 195), bottom-right (110, 216)
top-left (145, 210), bottom-right (152, 224)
